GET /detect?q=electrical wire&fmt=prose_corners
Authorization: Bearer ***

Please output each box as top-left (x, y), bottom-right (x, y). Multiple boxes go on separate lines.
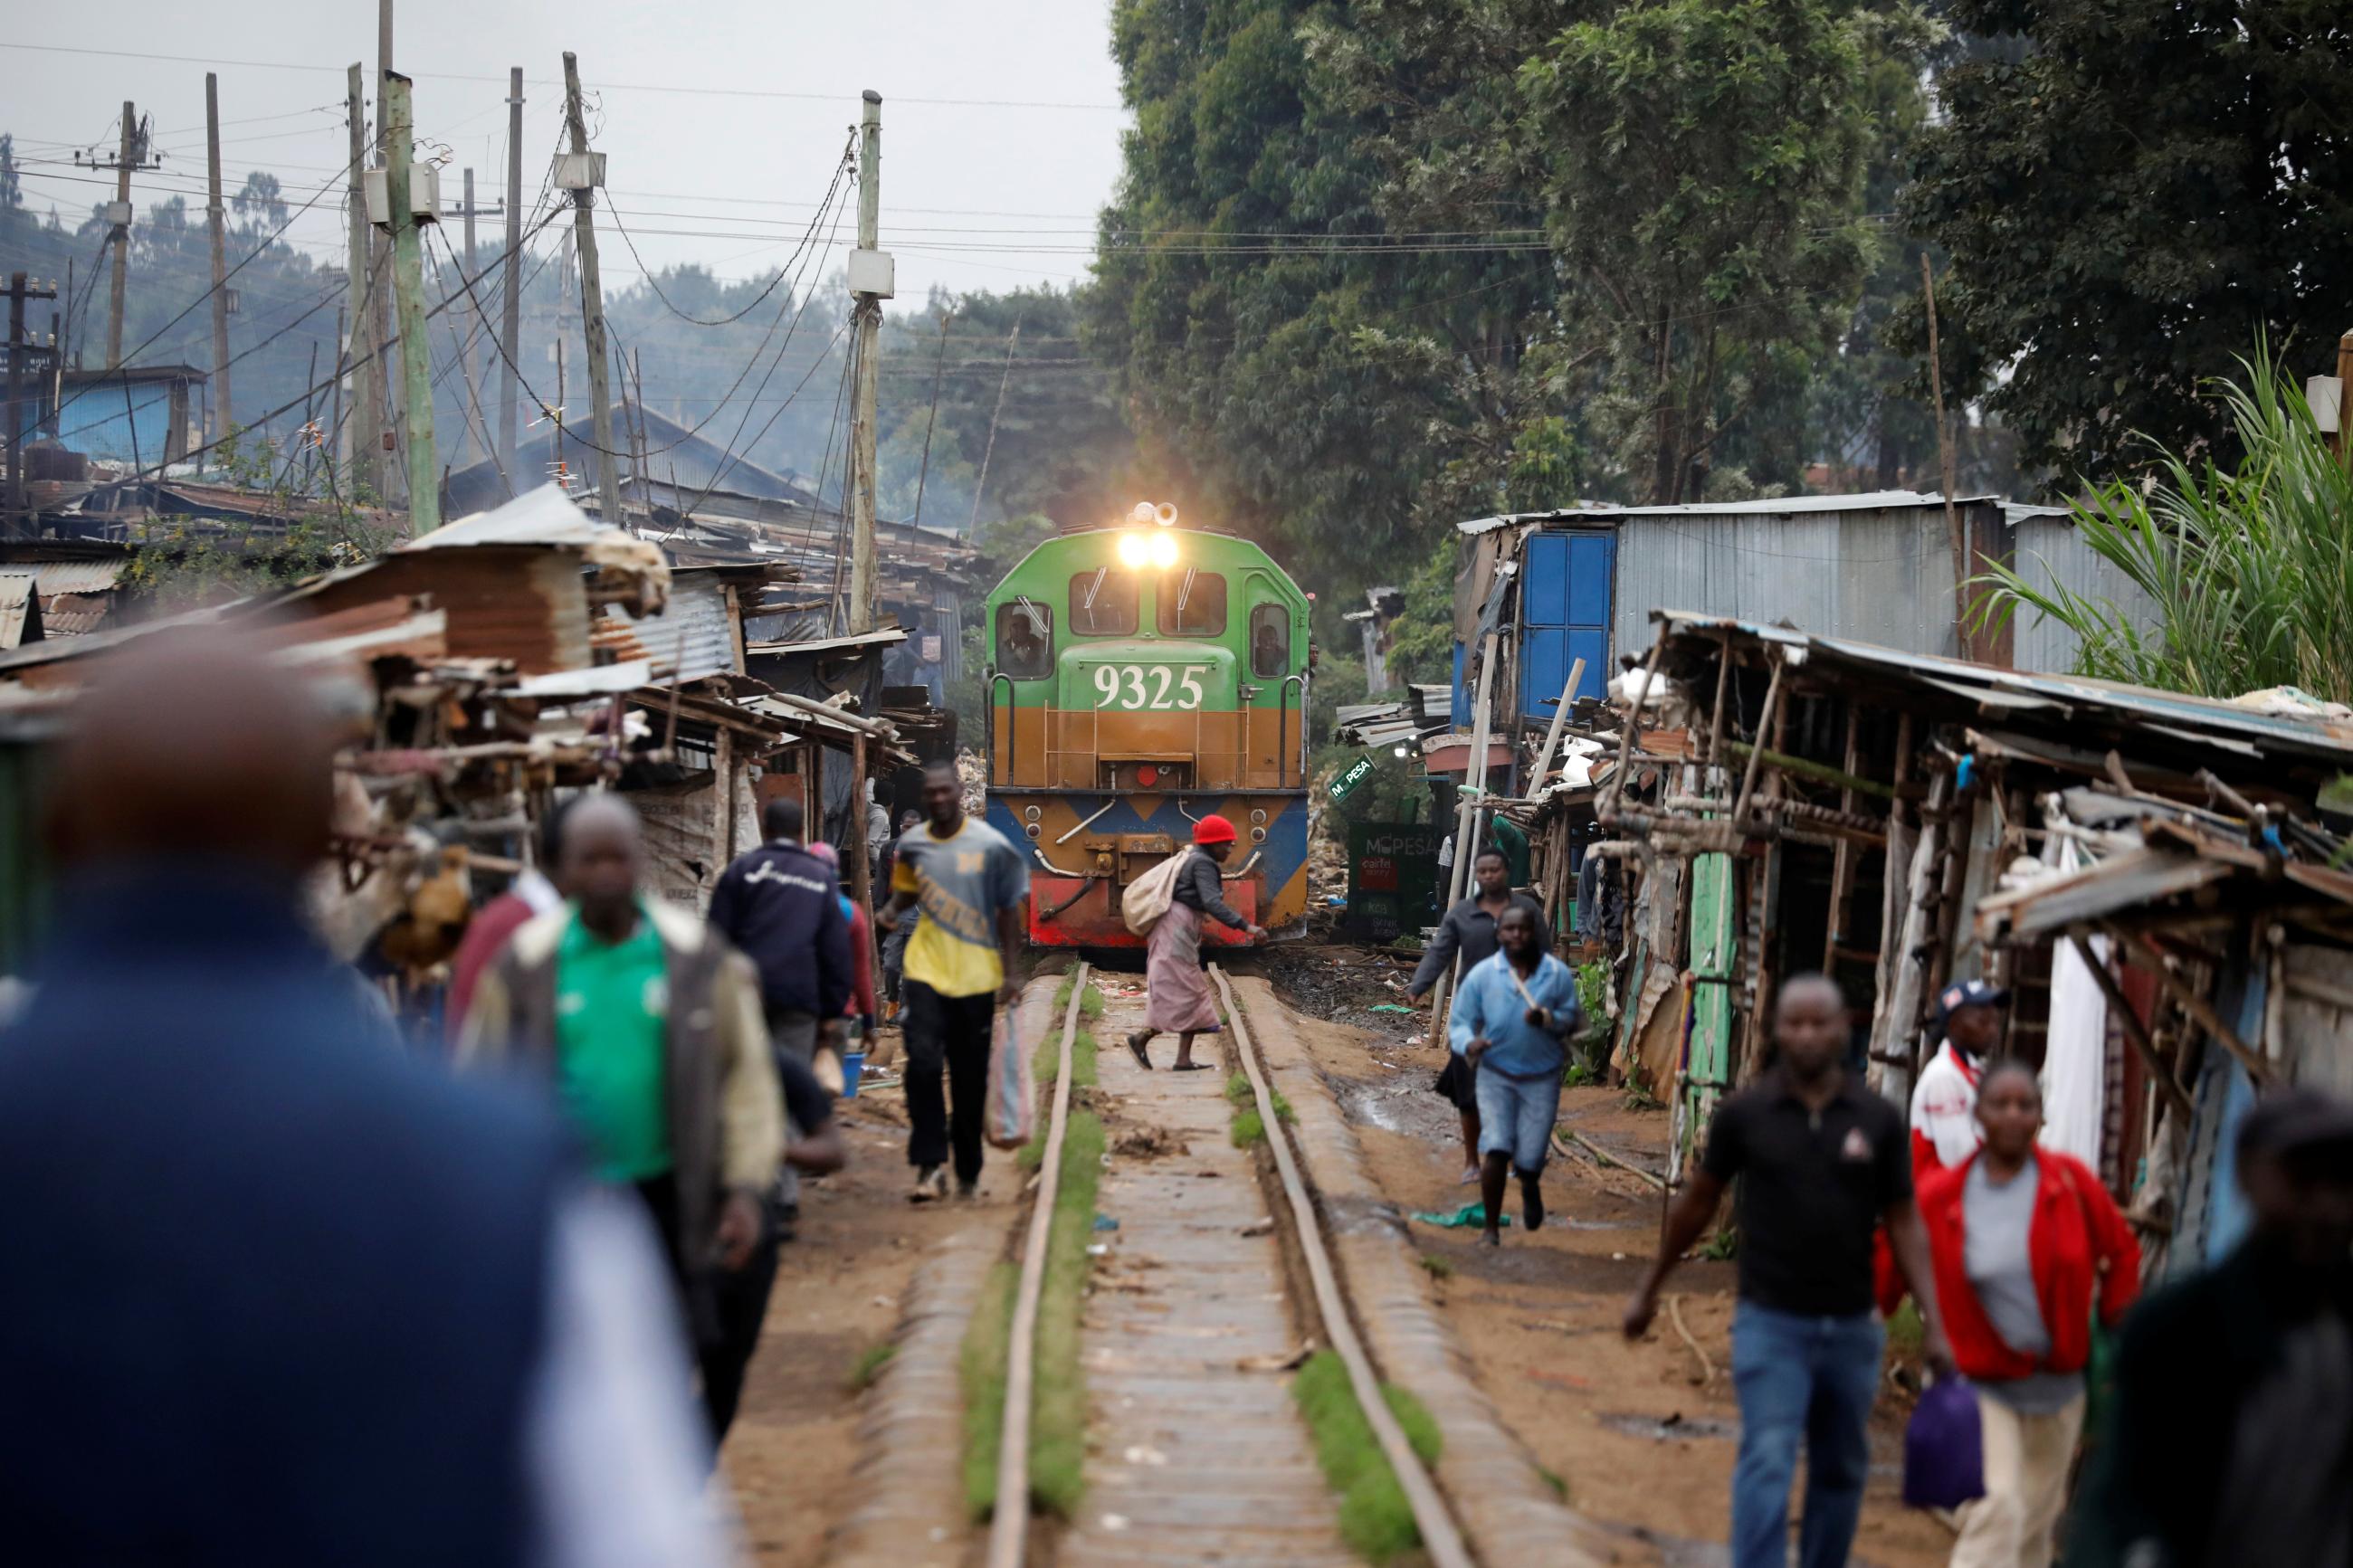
top-left (427, 155), bottom-right (843, 464)
top-left (0, 43), bottom-right (1129, 111)
top-left (600, 133), bottom-right (853, 328)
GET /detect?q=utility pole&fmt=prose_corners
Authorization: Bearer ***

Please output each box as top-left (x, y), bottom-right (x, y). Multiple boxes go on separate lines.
top-left (499, 68), bottom-right (524, 496)
top-left (968, 315), bottom-right (1022, 532)
top-left (846, 90), bottom-right (890, 634)
top-left (343, 65), bottom-right (381, 498)
top-left (383, 71), bottom-right (439, 537)
top-left (451, 167), bottom-right (500, 464)
top-left (561, 52), bottom-right (621, 526)
top-left (88, 102), bottom-right (156, 369)
top-left (376, 12), bottom-right (405, 507)
top-left (5, 272), bottom-right (61, 537)
top-left (204, 74), bottom-right (233, 442)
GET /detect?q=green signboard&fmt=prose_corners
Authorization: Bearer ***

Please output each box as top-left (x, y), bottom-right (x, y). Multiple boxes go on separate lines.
top-left (1342, 822), bottom-right (1445, 943)
top-left (1327, 755), bottom-right (1377, 805)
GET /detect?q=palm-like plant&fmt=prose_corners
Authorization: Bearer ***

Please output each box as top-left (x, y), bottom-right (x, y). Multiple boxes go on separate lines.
top-left (1975, 342), bottom-right (2353, 702)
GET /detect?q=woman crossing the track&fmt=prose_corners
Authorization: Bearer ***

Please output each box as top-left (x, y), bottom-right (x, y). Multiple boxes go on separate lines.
top-left (1125, 815), bottom-right (1267, 1072)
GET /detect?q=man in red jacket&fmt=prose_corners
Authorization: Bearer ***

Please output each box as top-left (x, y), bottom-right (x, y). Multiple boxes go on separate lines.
top-left (1912, 1059), bottom-right (2139, 1568)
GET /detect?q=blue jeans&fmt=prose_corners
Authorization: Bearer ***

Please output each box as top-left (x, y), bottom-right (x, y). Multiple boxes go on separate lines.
top-left (1729, 1301), bottom-right (1883, 1568)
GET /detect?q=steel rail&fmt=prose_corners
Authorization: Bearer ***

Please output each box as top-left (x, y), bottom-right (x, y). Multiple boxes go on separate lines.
top-left (1208, 965), bottom-right (1476, 1568)
top-left (985, 962), bottom-right (1090, 1568)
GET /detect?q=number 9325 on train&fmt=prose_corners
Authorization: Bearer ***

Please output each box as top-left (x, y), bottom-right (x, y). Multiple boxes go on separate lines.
top-left (983, 502), bottom-right (1313, 948)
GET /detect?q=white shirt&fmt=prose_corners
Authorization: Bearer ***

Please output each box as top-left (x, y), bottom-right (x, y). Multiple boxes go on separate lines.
top-left (1908, 1041), bottom-right (1983, 1172)
top-left (526, 1184), bottom-right (738, 1568)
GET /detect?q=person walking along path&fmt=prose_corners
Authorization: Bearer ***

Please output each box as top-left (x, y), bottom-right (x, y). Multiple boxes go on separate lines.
top-left (462, 795), bottom-right (784, 1442)
top-left (1126, 813), bottom-right (1265, 1072)
top-left (1625, 973), bottom-right (1952, 1568)
top-left (710, 796), bottom-right (851, 1231)
top-left (1900, 1060), bottom-right (2139, 1568)
top-left (877, 758), bottom-right (1027, 1202)
top-left (0, 633), bottom-right (725, 1566)
top-left (1407, 847), bottom-right (1549, 1183)
top-left (1451, 905), bottom-right (1579, 1245)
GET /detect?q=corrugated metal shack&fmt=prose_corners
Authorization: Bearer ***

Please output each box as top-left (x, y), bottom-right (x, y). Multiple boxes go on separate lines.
top-left (1449, 491), bottom-right (2158, 730)
top-left (1594, 613), bottom-right (2353, 1276)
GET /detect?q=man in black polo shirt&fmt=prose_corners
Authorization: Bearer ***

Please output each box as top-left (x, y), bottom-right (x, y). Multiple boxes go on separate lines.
top-left (1625, 973), bottom-right (1952, 1568)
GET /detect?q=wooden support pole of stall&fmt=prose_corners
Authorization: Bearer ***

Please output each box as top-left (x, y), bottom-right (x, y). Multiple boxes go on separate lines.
top-left (1426, 629), bottom-right (1500, 1045)
top-left (2068, 930), bottom-right (2195, 1119)
top-left (1824, 708), bottom-right (1863, 970)
top-left (1730, 657), bottom-right (1786, 825)
top-left (2110, 927), bottom-right (2271, 1082)
top-left (1528, 656), bottom-right (1588, 794)
top-left (711, 727), bottom-right (735, 867)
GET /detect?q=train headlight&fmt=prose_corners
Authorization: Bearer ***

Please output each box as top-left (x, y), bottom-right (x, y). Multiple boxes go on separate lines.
top-left (1116, 530), bottom-right (1150, 568)
top-left (1148, 533), bottom-right (1179, 568)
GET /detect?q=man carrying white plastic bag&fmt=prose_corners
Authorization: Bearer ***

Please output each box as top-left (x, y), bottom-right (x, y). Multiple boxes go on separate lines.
top-left (877, 758), bottom-right (1030, 1202)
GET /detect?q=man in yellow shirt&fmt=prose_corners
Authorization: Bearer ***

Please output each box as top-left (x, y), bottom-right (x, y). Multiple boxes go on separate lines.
top-left (878, 759), bottom-right (1028, 1201)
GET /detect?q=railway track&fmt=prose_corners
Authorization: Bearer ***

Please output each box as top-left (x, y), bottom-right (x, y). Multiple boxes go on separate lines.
top-left (981, 963), bottom-right (1481, 1568)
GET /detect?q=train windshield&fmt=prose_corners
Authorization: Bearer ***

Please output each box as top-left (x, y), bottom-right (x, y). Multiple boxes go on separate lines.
top-left (996, 598), bottom-right (1053, 678)
top-left (1069, 568), bottom-right (1138, 635)
top-left (1156, 569), bottom-right (1227, 637)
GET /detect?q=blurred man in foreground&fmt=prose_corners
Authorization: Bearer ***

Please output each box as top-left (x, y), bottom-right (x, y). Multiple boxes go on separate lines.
top-left (2071, 1087), bottom-right (2353, 1568)
top-left (462, 795), bottom-right (783, 1441)
top-left (0, 632), bottom-right (724, 1566)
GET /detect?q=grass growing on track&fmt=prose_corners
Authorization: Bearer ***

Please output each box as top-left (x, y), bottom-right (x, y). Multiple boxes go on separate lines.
top-left (1291, 1350), bottom-right (1444, 1563)
top-left (1032, 1109), bottom-right (1104, 1516)
top-left (848, 1341), bottom-right (897, 1390)
top-left (1226, 1070), bottom-right (1294, 1147)
top-left (960, 1261), bottom-right (1020, 1519)
top-left (1019, 1023), bottom-right (1097, 1172)
top-left (962, 996), bottom-right (1109, 1525)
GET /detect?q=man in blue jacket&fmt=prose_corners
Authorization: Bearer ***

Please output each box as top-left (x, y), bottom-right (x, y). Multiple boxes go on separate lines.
top-left (710, 795), bottom-right (853, 1071)
top-left (1452, 904), bottom-right (1582, 1247)
top-left (0, 632), bottom-right (722, 1566)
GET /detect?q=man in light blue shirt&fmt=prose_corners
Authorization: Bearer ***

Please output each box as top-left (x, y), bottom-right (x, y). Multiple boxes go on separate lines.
top-left (1452, 905), bottom-right (1581, 1246)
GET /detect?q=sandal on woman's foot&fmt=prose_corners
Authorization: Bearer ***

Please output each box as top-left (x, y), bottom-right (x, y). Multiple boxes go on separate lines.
top-left (1125, 1032), bottom-right (1153, 1070)
top-left (1170, 1060), bottom-right (1212, 1072)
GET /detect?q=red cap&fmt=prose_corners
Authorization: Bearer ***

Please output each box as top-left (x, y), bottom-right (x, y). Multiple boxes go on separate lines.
top-left (1192, 814), bottom-right (1238, 845)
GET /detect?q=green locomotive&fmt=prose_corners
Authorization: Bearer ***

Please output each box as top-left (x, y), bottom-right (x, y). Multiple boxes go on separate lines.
top-left (982, 503), bottom-right (1312, 947)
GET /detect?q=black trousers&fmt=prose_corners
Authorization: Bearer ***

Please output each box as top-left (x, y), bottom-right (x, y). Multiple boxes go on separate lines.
top-left (902, 979), bottom-right (996, 1183)
top-left (701, 1202), bottom-right (784, 1446)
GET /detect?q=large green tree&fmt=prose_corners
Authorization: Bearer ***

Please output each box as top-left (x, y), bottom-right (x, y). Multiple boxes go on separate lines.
top-left (1088, 0), bottom-right (1929, 606)
top-left (1904, 0), bottom-right (2353, 481)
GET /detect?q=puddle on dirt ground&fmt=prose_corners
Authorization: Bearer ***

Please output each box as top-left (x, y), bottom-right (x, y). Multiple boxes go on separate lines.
top-left (1334, 1075), bottom-right (1462, 1143)
top-left (1600, 1411), bottom-right (1741, 1442)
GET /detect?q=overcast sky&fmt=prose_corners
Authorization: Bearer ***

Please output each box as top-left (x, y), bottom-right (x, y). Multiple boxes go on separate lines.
top-left (4, 0), bottom-right (1129, 309)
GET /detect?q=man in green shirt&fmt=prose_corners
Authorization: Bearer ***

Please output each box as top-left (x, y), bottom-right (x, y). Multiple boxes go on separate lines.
top-left (462, 796), bottom-right (784, 1438)
top-left (552, 900), bottom-right (673, 1183)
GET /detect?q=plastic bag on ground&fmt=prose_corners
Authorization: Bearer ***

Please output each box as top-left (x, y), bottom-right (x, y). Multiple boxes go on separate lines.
top-left (986, 1005), bottom-right (1036, 1149)
top-left (1902, 1374), bottom-right (1985, 1510)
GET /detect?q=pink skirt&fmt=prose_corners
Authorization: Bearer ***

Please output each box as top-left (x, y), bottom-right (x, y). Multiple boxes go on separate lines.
top-left (1145, 900), bottom-right (1222, 1033)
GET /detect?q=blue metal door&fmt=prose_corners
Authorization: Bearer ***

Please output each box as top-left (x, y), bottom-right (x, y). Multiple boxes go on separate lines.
top-left (1519, 530), bottom-right (1615, 723)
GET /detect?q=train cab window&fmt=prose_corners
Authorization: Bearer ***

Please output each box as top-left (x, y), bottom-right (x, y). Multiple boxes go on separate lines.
top-left (1068, 568), bottom-right (1138, 635)
top-left (1156, 569), bottom-right (1227, 637)
top-left (1250, 603), bottom-right (1291, 678)
top-left (996, 598), bottom-right (1053, 679)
